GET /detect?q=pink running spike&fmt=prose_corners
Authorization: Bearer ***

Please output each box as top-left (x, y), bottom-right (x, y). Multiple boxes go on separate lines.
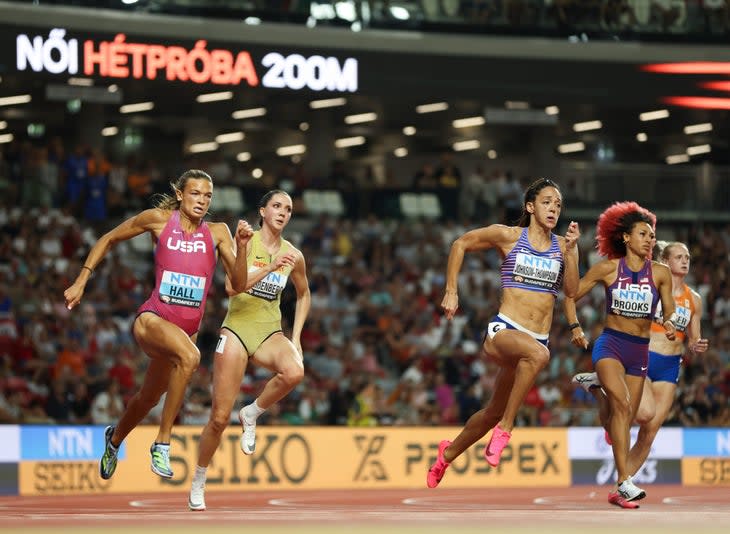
top-left (426, 440), bottom-right (452, 488)
top-left (608, 491), bottom-right (640, 509)
top-left (484, 426), bottom-right (512, 467)
top-left (605, 429), bottom-right (613, 446)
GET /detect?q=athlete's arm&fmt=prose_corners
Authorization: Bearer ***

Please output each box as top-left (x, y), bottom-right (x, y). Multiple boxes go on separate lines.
top-left (655, 263), bottom-right (677, 340)
top-left (687, 289), bottom-right (709, 354)
top-left (288, 249), bottom-right (311, 356)
top-left (213, 219), bottom-right (253, 294)
top-left (560, 221), bottom-right (581, 298)
top-left (564, 259), bottom-right (615, 348)
top-left (223, 245), bottom-right (298, 296)
top-left (441, 224), bottom-right (515, 320)
top-left (64, 208), bottom-right (168, 310)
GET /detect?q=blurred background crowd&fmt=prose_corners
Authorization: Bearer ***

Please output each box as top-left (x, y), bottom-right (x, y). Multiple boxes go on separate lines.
top-left (1, 140), bottom-right (728, 429)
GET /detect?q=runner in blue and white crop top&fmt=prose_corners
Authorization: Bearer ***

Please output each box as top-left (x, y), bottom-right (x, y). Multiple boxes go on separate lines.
top-left (500, 227), bottom-right (565, 297)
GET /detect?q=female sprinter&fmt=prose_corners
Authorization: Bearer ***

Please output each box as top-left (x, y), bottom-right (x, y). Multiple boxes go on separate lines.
top-left (64, 169), bottom-right (253, 480)
top-left (427, 178), bottom-right (580, 488)
top-left (572, 240), bottom-right (708, 487)
top-left (564, 202), bottom-right (676, 508)
top-left (188, 189), bottom-right (310, 511)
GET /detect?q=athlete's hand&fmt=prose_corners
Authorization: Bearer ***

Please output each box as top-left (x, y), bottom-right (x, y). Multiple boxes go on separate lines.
top-left (570, 326), bottom-right (589, 349)
top-left (441, 290), bottom-right (459, 320)
top-left (63, 281), bottom-right (85, 310)
top-left (271, 252), bottom-right (297, 271)
top-left (663, 319), bottom-right (677, 341)
top-left (235, 220), bottom-right (253, 247)
top-left (691, 338), bottom-right (709, 353)
top-left (564, 221), bottom-right (580, 251)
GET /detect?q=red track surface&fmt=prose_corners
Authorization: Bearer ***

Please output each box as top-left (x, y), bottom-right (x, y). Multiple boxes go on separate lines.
top-left (1, 485), bottom-right (728, 533)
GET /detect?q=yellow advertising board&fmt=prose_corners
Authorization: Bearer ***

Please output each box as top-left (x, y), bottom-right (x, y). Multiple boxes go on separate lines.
top-left (682, 457), bottom-right (730, 486)
top-left (19, 426), bottom-right (569, 495)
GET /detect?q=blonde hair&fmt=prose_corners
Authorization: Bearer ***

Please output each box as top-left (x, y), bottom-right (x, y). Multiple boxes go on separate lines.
top-left (655, 240), bottom-right (688, 263)
top-left (152, 169), bottom-right (213, 210)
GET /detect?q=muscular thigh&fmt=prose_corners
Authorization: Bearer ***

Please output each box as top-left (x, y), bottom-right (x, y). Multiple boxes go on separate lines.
top-left (133, 312), bottom-right (199, 361)
top-left (483, 329), bottom-right (549, 368)
top-left (211, 329), bottom-right (249, 413)
top-left (253, 333), bottom-right (303, 373)
top-left (625, 374), bottom-right (645, 416)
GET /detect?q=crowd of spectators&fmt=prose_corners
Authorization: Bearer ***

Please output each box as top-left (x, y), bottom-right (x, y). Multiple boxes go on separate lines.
top-left (0, 139), bottom-right (728, 430)
top-left (267, 1), bottom-right (730, 37)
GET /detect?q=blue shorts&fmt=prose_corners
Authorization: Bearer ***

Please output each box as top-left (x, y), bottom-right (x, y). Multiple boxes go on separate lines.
top-left (592, 328), bottom-right (649, 378)
top-left (647, 351), bottom-right (681, 383)
top-left (483, 313), bottom-right (549, 347)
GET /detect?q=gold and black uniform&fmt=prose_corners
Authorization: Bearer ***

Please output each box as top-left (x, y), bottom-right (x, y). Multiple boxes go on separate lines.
top-left (222, 231), bottom-right (294, 354)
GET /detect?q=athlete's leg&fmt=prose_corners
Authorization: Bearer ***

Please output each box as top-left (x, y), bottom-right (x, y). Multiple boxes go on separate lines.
top-left (628, 381), bottom-right (676, 476)
top-left (110, 357), bottom-right (172, 447)
top-left (593, 388), bottom-right (611, 429)
top-left (597, 358), bottom-right (644, 484)
top-left (133, 313), bottom-right (202, 444)
top-left (634, 378), bottom-right (657, 425)
top-left (573, 372), bottom-right (611, 427)
top-left (485, 330), bottom-right (550, 433)
top-left (197, 329), bottom-right (248, 468)
top-left (237, 334), bottom-right (304, 455)
top-left (247, 333), bottom-right (304, 411)
top-left (442, 365), bottom-right (516, 462)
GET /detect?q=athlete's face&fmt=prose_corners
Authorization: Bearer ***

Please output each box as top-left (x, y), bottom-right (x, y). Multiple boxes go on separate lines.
top-left (528, 186), bottom-right (562, 229)
top-left (624, 222), bottom-right (655, 258)
top-left (177, 178), bottom-right (213, 220)
top-left (260, 193), bottom-right (292, 230)
top-left (663, 244), bottom-right (690, 277)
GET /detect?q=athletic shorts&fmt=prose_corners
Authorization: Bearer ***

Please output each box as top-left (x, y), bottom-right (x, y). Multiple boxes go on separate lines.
top-left (483, 313), bottom-right (549, 347)
top-left (136, 299), bottom-right (202, 337)
top-left (592, 328), bottom-right (649, 378)
top-left (220, 316), bottom-right (281, 356)
top-left (647, 351), bottom-right (682, 384)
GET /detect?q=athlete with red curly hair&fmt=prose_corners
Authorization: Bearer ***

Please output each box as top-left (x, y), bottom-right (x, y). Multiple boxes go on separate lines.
top-left (572, 240), bottom-right (708, 496)
top-left (564, 201), bottom-right (676, 508)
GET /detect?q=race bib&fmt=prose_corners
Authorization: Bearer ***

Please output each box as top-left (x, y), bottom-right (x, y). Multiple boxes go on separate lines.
top-left (512, 252), bottom-right (561, 289)
top-left (656, 301), bottom-right (691, 332)
top-left (159, 270), bottom-right (206, 308)
top-left (611, 286), bottom-right (653, 319)
top-left (248, 266), bottom-right (289, 302)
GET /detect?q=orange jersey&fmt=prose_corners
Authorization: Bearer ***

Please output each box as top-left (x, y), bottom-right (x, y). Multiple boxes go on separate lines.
top-left (651, 283), bottom-right (695, 342)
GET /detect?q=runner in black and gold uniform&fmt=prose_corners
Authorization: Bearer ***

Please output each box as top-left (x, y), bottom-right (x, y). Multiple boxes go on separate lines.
top-left (188, 189), bottom-right (310, 511)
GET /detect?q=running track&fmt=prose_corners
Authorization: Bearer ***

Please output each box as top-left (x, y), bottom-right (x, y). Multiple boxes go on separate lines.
top-left (1, 486), bottom-right (728, 533)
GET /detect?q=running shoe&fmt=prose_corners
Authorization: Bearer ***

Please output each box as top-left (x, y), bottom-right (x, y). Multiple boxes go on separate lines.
top-left (238, 407), bottom-right (257, 455)
top-left (426, 440), bottom-right (452, 488)
top-left (608, 490), bottom-right (640, 509)
top-left (484, 426), bottom-right (512, 467)
top-left (150, 442), bottom-right (173, 478)
top-left (99, 425), bottom-right (119, 480)
top-left (617, 477), bottom-right (646, 501)
top-left (604, 429), bottom-right (613, 446)
top-left (188, 480), bottom-right (206, 511)
top-left (572, 372), bottom-right (601, 392)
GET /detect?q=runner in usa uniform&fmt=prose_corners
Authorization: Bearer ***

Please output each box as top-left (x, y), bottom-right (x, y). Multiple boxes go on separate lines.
top-left (427, 178), bottom-right (580, 489)
top-left (189, 189), bottom-right (310, 511)
top-left (572, 241), bottom-right (708, 487)
top-left (64, 170), bottom-right (253, 481)
top-left (564, 202), bottom-right (676, 508)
